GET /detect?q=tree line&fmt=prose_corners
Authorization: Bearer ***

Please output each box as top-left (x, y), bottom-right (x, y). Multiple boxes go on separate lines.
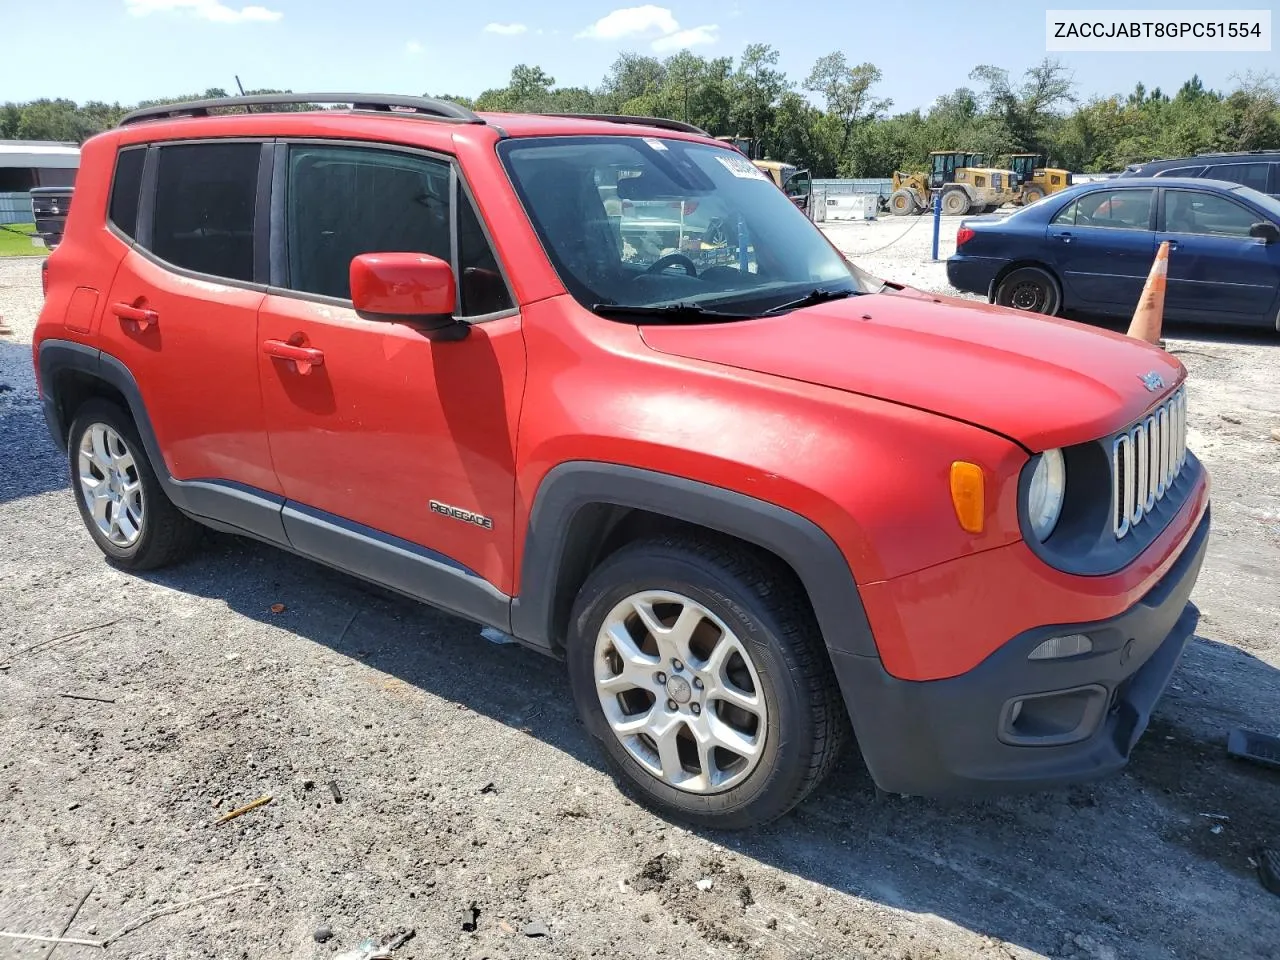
top-left (4, 50), bottom-right (1278, 177)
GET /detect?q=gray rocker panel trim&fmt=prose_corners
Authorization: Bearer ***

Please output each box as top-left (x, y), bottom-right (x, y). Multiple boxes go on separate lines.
top-left (37, 339), bottom-right (511, 633)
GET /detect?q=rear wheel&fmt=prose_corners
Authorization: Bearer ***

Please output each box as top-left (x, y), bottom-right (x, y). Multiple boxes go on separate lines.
top-left (888, 189), bottom-right (918, 216)
top-left (1022, 187), bottom-right (1045, 205)
top-left (68, 399), bottom-right (202, 570)
top-left (995, 266), bottom-right (1062, 316)
top-left (565, 536), bottom-right (848, 829)
top-left (941, 189), bottom-right (970, 216)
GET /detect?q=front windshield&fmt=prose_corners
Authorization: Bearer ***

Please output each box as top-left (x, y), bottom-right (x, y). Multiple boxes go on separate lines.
top-left (498, 136), bottom-right (876, 315)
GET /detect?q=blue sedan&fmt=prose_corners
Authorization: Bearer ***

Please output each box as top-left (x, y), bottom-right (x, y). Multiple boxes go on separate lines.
top-left (946, 176), bottom-right (1280, 330)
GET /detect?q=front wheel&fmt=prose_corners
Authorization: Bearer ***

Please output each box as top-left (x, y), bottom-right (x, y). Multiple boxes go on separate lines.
top-left (994, 265), bottom-right (1062, 316)
top-left (566, 536), bottom-right (848, 829)
top-left (889, 189), bottom-right (918, 216)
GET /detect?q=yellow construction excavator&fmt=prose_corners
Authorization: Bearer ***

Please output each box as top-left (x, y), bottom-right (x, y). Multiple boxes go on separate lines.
top-left (889, 151), bottom-right (1020, 216)
top-left (1007, 153), bottom-right (1073, 205)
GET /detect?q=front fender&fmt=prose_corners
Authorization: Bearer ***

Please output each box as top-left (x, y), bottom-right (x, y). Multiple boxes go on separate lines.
top-left (510, 461), bottom-right (877, 659)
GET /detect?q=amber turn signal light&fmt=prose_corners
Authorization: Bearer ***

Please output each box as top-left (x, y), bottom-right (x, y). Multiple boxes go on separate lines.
top-left (949, 461), bottom-right (985, 534)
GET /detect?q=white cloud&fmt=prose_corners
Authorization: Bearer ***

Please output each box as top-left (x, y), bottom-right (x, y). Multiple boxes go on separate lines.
top-left (125, 0), bottom-right (282, 23)
top-left (651, 23), bottom-right (718, 52)
top-left (484, 22), bottom-right (528, 35)
top-left (576, 5), bottom-right (679, 40)
top-left (405, 39), bottom-right (423, 54)
top-left (576, 6), bottom-right (718, 51)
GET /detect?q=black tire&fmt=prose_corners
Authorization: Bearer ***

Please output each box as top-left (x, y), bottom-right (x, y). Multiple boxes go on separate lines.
top-left (1022, 187), bottom-right (1045, 205)
top-left (941, 189), bottom-right (970, 216)
top-left (67, 399), bottom-right (202, 570)
top-left (565, 535), bottom-right (849, 829)
top-left (889, 189), bottom-right (917, 216)
top-left (994, 265), bottom-right (1063, 316)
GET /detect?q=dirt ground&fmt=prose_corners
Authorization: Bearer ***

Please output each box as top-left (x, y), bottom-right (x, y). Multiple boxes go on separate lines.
top-left (1, 226), bottom-right (1278, 960)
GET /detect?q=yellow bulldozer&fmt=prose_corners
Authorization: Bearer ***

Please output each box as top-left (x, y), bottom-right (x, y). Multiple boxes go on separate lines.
top-left (888, 150), bottom-right (1020, 216)
top-left (1007, 153), bottom-right (1073, 205)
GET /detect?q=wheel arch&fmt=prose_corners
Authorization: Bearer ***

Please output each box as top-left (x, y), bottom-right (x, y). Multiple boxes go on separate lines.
top-left (36, 338), bottom-right (288, 543)
top-left (509, 462), bottom-right (878, 663)
top-left (993, 259), bottom-right (1064, 298)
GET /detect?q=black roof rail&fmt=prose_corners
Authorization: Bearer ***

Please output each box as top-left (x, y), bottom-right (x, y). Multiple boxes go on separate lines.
top-left (538, 113), bottom-right (711, 137)
top-left (1192, 149), bottom-right (1276, 158)
top-left (118, 93), bottom-right (483, 127)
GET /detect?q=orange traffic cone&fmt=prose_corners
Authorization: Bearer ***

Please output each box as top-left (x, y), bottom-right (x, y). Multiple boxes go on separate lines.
top-left (1127, 241), bottom-right (1169, 348)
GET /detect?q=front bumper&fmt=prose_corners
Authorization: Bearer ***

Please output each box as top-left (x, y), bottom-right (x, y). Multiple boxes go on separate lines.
top-left (832, 507), bottom-right (1210, 797)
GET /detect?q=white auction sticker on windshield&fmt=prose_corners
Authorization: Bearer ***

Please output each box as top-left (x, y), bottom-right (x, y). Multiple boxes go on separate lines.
top-left (643, 137), bottom-right (668, 151)
top-left (715, 154), bottom-right (770, 181)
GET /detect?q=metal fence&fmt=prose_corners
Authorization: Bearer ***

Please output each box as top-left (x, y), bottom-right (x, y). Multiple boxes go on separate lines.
top-left (0, 192), bottom-right (33, 226)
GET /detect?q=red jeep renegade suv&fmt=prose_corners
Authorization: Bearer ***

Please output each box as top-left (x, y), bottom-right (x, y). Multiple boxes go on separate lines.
top-left (33, 94), bottom-right (1210, 828)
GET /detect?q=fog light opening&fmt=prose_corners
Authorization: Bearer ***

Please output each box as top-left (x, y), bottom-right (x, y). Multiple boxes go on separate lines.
top-left (1028, 633), bottom-right (1093, 661)
top-left (999, 684), bottom-right (1109, 747)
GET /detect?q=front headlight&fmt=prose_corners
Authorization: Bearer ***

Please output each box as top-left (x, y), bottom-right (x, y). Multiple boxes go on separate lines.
top-left (1026, 448), bottom-right (1066, 541)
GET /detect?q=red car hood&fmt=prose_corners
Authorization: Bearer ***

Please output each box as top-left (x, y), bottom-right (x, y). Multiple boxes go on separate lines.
top-left (639, 290), bottom-right (1185, 451)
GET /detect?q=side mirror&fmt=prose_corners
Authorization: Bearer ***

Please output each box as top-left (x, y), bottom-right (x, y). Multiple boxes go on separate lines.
top-left (350, 253), bottom-right (457, 326)
top-left (1248, 221), bottom-right (1279, 243)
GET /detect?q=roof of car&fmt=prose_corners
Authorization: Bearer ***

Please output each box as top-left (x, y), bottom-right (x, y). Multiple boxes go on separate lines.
top-left (1065, 176), bottom-right (1251, 190)
top-left (114, 93), bottom-right (719, 144)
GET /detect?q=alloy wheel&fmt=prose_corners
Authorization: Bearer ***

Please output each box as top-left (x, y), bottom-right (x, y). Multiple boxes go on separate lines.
top-left (593, 590), bottom-right (768, 794)
top-left (77, 423), bottom-right (144, 547)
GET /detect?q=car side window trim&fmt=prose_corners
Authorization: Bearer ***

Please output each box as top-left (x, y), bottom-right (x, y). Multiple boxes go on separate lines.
top-left (134, 145), bottom-right (158, 251)
top-left (265, 137), bottom-right (519, 322)
top-left (453, 171), bottom-right (519, 322)
top-left (128, 137), bottom-right (274, 293)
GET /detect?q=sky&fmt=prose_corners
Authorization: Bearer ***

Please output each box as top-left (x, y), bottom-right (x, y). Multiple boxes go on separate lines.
top-left (4, 0), bottom-right (1277, 112)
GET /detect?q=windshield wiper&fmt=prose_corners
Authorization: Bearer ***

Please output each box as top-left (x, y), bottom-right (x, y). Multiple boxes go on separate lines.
top-left (590, 302), bottom-right (755, 323)
top-left (763, 288), bottom-right (857, 315)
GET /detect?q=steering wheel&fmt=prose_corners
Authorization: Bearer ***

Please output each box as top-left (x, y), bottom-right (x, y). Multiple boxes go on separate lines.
top-left (641, 253), bottom-right (698, 278)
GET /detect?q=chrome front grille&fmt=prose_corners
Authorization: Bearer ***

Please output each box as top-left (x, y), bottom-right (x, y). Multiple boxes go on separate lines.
top-left (1112, 387), bottom-right (1187, 539)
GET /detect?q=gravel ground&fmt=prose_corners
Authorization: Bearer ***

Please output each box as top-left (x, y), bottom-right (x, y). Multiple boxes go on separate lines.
top-left (1, 233), bottom-right (1278, 960)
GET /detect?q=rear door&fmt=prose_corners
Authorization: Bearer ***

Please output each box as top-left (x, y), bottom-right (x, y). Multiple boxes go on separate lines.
top-left (1156, 187), bottom-right (1280, 324)
top-left (100, 139), bottom-right (281, 497)
top-left (1045, 187), bottom-right (1156, 314)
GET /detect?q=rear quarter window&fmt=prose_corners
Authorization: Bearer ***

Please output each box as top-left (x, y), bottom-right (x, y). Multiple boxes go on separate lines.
top-left (108, 147), bottom-right (146, 240)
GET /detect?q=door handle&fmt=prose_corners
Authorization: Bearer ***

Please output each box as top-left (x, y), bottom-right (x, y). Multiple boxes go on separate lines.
top-left (1056, 232), bottom-right (1073, 243)
top-left (262, 338), bottom-right (325, 374)
top-left (1166, 240), bottom-right (1179, 251)
top-left (112, 302), bottom-right (158, 330)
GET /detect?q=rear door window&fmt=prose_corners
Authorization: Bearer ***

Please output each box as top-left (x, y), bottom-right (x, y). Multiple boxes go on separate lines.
top-left (1053, 189), bottom-right (1154, 229)
top-left (1203, 162), bottom-right (1271, 193)
top-left (150, 142), bottom-right (262, 282)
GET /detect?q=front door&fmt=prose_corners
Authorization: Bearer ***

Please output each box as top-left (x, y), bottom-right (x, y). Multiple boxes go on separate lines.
top-left (100, 140), bottom-right (280, 497)
top-left (1045, 186), bottom-right (1156, 314)
top-left (1157, 187), bottom-right (1280, 324)
top-left (255, 142), bottom-right (525, 605)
